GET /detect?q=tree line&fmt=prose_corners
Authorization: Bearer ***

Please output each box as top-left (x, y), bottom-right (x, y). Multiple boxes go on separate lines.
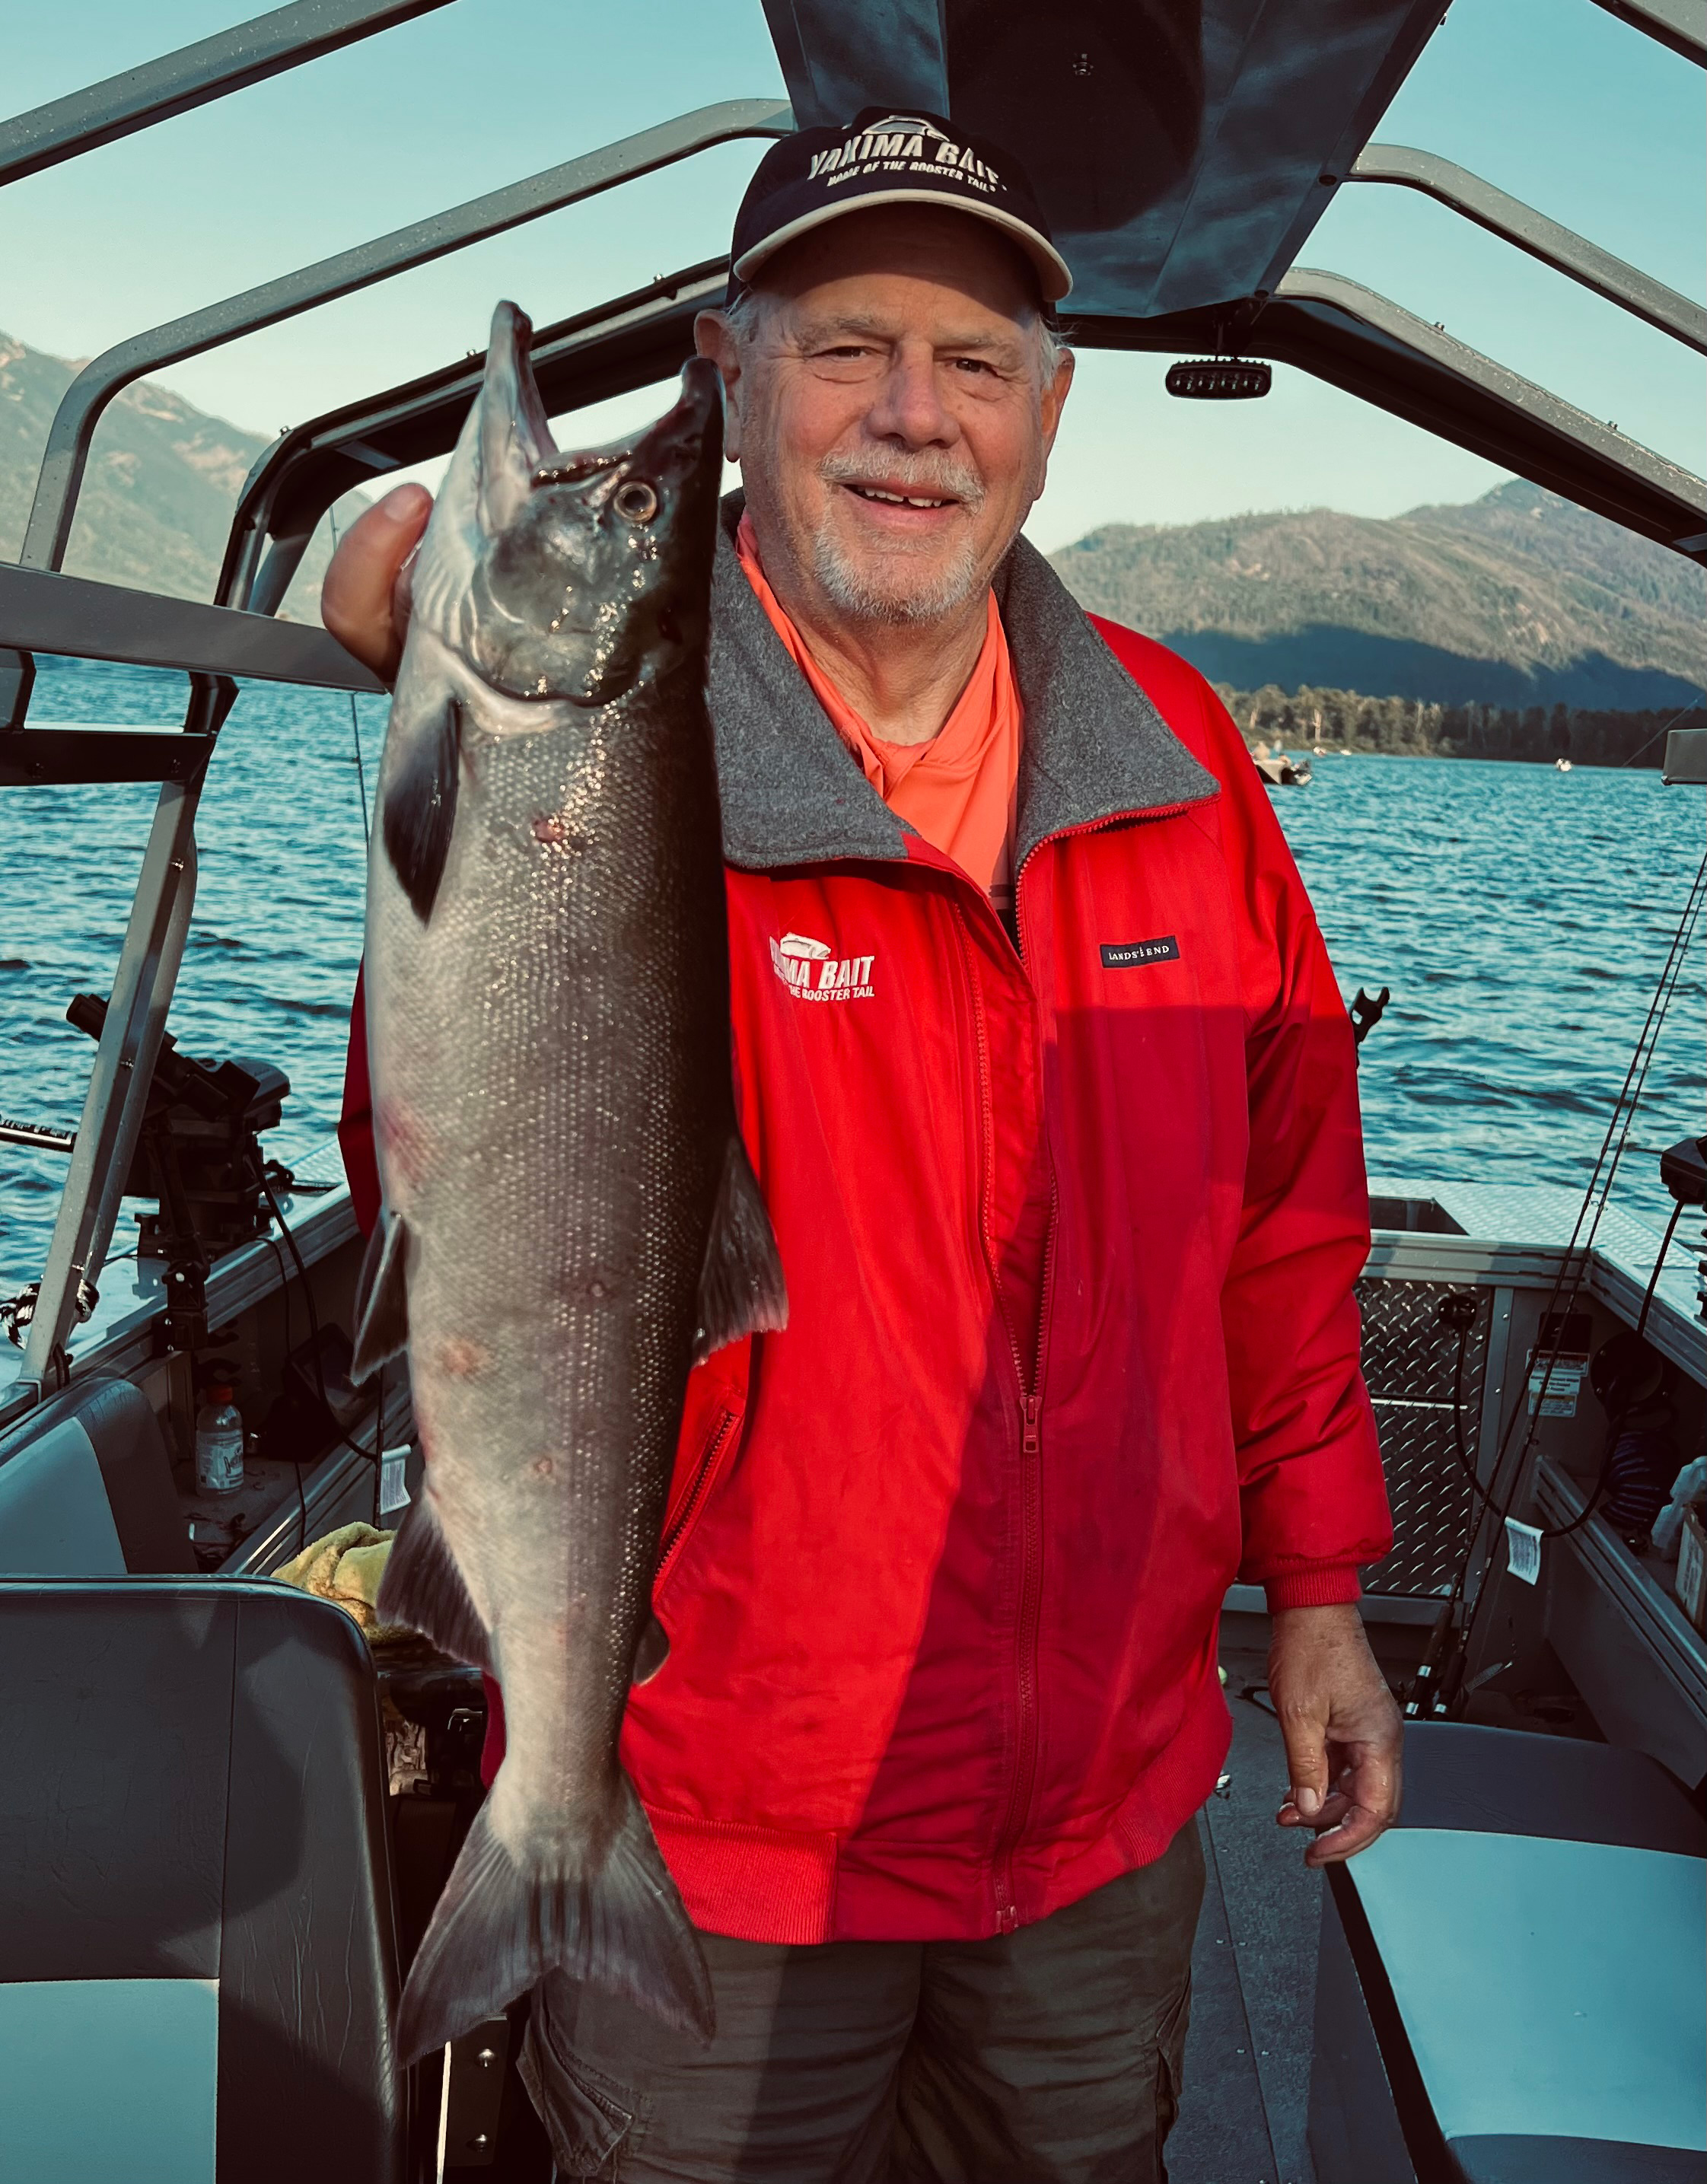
top-left (1216, 684), bottom-right (1704, 769)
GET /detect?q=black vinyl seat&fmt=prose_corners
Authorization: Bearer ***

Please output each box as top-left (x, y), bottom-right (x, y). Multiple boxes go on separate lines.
top-left (1309, 1721), bottom-right (1707, 2184)
top-left (0, 1373), bottom-right (194, 1574)
top-left (0, 1578), bottom-right (407, 2182)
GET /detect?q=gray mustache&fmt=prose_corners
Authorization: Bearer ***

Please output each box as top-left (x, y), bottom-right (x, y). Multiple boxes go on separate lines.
top-left (819, 450), bottom-right (987, 510)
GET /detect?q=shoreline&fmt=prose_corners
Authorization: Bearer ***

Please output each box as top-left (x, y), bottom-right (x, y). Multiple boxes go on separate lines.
top-left (1220, 683), bottom-right (1700, 772)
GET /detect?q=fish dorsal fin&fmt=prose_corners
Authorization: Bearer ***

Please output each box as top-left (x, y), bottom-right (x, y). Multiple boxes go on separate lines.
top-left (376, 1491), bottom-right (492, 1673)
top-left (382, 695), bottom-right (462, 924)
top-left (693, 1135), bottom-right (788, 1364)
top-left (477, 300), bottom-right (554, 537)
top-left (351, 1208), bottom-right (410, 1383)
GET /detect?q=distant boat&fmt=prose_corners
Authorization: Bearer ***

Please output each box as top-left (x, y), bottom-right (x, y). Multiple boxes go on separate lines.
top-left (1252, 750), bottom-right (1314, 786)
top-left (1556, 758), bottom-right (1575, 772)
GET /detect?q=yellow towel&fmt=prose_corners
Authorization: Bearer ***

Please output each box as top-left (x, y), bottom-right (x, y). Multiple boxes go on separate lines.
top-left (275, 1521), bottom-right (400, 1637)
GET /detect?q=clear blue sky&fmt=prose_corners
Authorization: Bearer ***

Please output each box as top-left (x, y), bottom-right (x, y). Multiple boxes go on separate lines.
top-left (3, 0), bottom-right (1702, 551)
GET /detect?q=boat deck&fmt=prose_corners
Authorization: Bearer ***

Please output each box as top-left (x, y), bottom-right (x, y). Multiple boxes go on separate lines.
top-left (1172, 1613), bottom-right (1426, 2184)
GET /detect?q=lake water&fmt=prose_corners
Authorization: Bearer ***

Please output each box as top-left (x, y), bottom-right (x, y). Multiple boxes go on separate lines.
top-left (1, 658), bottom-right (1701, 1294)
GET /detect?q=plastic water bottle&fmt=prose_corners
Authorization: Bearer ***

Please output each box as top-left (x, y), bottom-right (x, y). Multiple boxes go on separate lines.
top-left (195, 1382), bottom-right (246, 1496)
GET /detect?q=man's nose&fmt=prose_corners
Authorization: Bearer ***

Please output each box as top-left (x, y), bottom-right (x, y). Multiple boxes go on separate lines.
top-left (865, 345), bottom-right (957, 447)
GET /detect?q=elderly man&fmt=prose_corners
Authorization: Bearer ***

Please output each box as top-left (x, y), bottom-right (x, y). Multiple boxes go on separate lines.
top-left (330, 111), bottom-right (1400, 2184)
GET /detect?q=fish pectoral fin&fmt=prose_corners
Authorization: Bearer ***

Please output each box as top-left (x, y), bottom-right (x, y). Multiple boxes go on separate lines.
top-left (632, 1615), bottom-right (669, 1686)
top-left (350, 1208), bottom-right (410, 1383)
top-left (393, 1775), bottom-right (714, 2064)
top-left (693, 1134), bottom-right (788, 1364)
top-left (375, 1492), bottom-right (492, 1671)
top-left (381, 693), bottom-right (462, 923)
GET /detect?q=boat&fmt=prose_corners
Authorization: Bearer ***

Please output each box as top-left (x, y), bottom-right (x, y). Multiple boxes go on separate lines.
top-left (1252, 745), bottom-right (1314, 785)
top-left (1557, 756), bottom-right (1575, 771)
top-left (2, 5), bottom-right (1705, 2179)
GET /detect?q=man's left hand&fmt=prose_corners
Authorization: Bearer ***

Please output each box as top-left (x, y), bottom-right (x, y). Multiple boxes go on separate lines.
top-left (1268, 1603), bottom-right (1403, 1864)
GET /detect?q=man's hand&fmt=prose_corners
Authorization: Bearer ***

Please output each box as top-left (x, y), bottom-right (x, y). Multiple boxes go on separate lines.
top-left (1269, 1603), bottom-right (1402, 1864)
top-left (321, 482), bottom-right (433, 686)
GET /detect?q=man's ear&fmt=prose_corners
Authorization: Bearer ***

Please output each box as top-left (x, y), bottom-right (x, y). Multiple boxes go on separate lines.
top-left (1033, 345), bottom-right (1075, 499)
top-left (694, 310), bottom-right (744, 464)
top-left (1040, 345), bottom-right (1075, 457)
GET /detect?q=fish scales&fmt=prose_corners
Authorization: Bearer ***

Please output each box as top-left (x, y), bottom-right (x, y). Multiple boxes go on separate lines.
top-left (354, 303), bottom-right (786, 2061)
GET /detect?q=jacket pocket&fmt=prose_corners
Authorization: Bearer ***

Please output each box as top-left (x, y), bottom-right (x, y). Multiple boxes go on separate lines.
top-left (653, 1406), bottom-right (742, 1600)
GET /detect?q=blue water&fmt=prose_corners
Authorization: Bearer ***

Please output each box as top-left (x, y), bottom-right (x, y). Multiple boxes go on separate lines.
top-left (1, 658), bottom-right (1701, 1291)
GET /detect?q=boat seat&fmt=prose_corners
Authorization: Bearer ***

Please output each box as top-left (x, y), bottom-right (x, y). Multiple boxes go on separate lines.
top-left (1309, 1721), bottom-right (1707, 2184)
top-left (0, 1372), bottom-right (193, 1574)
top-left (0, 1578), bottom-right (406, 2182)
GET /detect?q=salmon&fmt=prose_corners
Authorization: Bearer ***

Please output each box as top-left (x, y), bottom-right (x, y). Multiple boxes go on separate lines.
top-left (353, 302), bottom-right (784, 2061)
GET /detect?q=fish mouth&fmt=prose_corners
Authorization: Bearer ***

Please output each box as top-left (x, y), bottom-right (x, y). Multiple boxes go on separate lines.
top-left (480, 304), bottom-right (723, 522)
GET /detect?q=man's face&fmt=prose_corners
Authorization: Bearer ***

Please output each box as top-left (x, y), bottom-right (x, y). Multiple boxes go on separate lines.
top-left (696, 206), bottom-right (1074, 629)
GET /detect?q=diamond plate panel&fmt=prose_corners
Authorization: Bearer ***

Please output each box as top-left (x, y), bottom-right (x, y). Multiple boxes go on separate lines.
top-left (1355, 1277), bottom-right (1492, 1598)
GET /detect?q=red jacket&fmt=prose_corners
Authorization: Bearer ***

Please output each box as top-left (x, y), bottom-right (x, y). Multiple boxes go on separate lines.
top-left (340, 518), bottom-right (1390, 1945)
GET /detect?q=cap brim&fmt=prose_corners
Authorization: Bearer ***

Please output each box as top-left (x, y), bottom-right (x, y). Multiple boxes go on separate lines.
top-left (732, 189), bottom-right (1073, 304)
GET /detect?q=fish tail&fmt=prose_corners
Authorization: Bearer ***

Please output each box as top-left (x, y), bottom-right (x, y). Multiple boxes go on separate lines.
top-left (394, 1774), bottom-right (714, 2061)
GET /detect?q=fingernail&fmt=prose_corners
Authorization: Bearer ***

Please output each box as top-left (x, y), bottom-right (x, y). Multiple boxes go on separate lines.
top-left (377, 482), bottom-right (430, 524)
top-left (1295, 1786), bottom-right (1322, 1819)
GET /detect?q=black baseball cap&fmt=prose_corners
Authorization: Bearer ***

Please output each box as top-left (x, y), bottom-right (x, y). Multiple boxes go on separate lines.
top-left (728, 107), bottom-right (1072, 307)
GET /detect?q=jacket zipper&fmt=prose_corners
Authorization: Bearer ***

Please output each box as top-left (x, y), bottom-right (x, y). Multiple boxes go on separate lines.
top-left (986, 805), bottom-right (1200, 1922)
top-left (986, 847), bottom-right (1073, 1932)
top-left (654, 1407), bottom-right (738, 1594)
top-left (947, 861), bottom-right (1062, 1931)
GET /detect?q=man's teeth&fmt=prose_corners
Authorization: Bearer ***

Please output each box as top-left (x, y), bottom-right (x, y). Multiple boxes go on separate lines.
top-left (850, 485), bottom-right (951, 508)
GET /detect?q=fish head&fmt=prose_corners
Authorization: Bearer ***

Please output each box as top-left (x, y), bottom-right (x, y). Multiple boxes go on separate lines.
top-left (459, 303), bottom-right (724, 707)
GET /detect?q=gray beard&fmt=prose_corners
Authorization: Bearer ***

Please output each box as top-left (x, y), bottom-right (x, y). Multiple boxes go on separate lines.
top-left (810, 528), bottom-right (989, 627)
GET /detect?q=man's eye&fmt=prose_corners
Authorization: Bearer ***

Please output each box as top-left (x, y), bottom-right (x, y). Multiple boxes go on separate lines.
top-left (951, 356), bottom-right (998, 377)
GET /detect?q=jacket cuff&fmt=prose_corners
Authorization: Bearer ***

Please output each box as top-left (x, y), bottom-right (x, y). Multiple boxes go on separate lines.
top-left (1263, 1565), bottom-right (1363, 1613)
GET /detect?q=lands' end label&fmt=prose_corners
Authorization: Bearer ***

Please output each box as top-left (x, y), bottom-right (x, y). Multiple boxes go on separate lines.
top-left (1100, 936), bottom-right (1180, 969)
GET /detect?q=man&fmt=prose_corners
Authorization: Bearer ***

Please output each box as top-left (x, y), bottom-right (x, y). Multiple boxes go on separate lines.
top-left (330, 110), bottom-right (1400, 2184)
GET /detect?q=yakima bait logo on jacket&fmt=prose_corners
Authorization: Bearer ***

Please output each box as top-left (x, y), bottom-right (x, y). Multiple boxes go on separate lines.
top-left (770, 931), bottom-right (876, 1001)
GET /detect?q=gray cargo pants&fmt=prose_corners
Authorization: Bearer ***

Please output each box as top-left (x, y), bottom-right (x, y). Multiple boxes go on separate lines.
top-left (519, 1819), bottom-right (1204, 2183)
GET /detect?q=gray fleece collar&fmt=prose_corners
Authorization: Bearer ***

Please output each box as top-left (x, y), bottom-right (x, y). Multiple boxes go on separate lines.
top-left (706, 495), bottom-right (1218, 874)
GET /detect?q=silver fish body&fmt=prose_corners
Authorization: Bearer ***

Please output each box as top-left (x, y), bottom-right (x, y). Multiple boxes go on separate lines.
top-left (355, 304), bottom-right (785, 2061)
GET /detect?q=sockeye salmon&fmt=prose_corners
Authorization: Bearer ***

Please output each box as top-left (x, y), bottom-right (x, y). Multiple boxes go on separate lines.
top-left (353, 301), bottom-right (785, 2061)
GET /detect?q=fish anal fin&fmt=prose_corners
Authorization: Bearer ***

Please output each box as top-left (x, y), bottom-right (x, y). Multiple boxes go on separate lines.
top-left (376, 1492), bottom-right (491, 1672)
top-left (393, 1775), bottom-right (714, 2063)
top-left (693, 1135), bottom-right (788, 1364)
top-left (382, 695), bottom-right (461, 923)
top-left (350, 1208), bottom-right (409, 1384)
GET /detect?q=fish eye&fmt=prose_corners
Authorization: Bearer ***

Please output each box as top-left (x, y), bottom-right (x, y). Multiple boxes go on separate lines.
top-left (613, 479), bottom-right (659, 524)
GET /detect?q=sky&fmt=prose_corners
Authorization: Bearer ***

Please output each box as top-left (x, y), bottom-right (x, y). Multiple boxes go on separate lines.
top-left (2, 0), bottom-right (1702, 553)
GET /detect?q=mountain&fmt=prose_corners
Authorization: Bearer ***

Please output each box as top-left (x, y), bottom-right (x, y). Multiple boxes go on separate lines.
top-left (0, 330), bottom-right (358, 619)
top-left (5, 326), bottom-right (1702, 710)
top-left (1049, 482), bottom-right (1705, 710)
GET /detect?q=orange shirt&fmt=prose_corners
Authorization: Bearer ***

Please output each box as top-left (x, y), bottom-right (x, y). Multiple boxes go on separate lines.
top-left (735, 514), bottom-right (1023, 912)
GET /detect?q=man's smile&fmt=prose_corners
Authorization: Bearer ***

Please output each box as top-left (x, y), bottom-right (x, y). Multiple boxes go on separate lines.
top-left (842, 479), bottom-right (958, 509)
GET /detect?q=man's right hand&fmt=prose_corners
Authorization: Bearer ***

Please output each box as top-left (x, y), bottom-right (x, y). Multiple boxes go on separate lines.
top-left (321, 482), bottom-right (433, 686)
